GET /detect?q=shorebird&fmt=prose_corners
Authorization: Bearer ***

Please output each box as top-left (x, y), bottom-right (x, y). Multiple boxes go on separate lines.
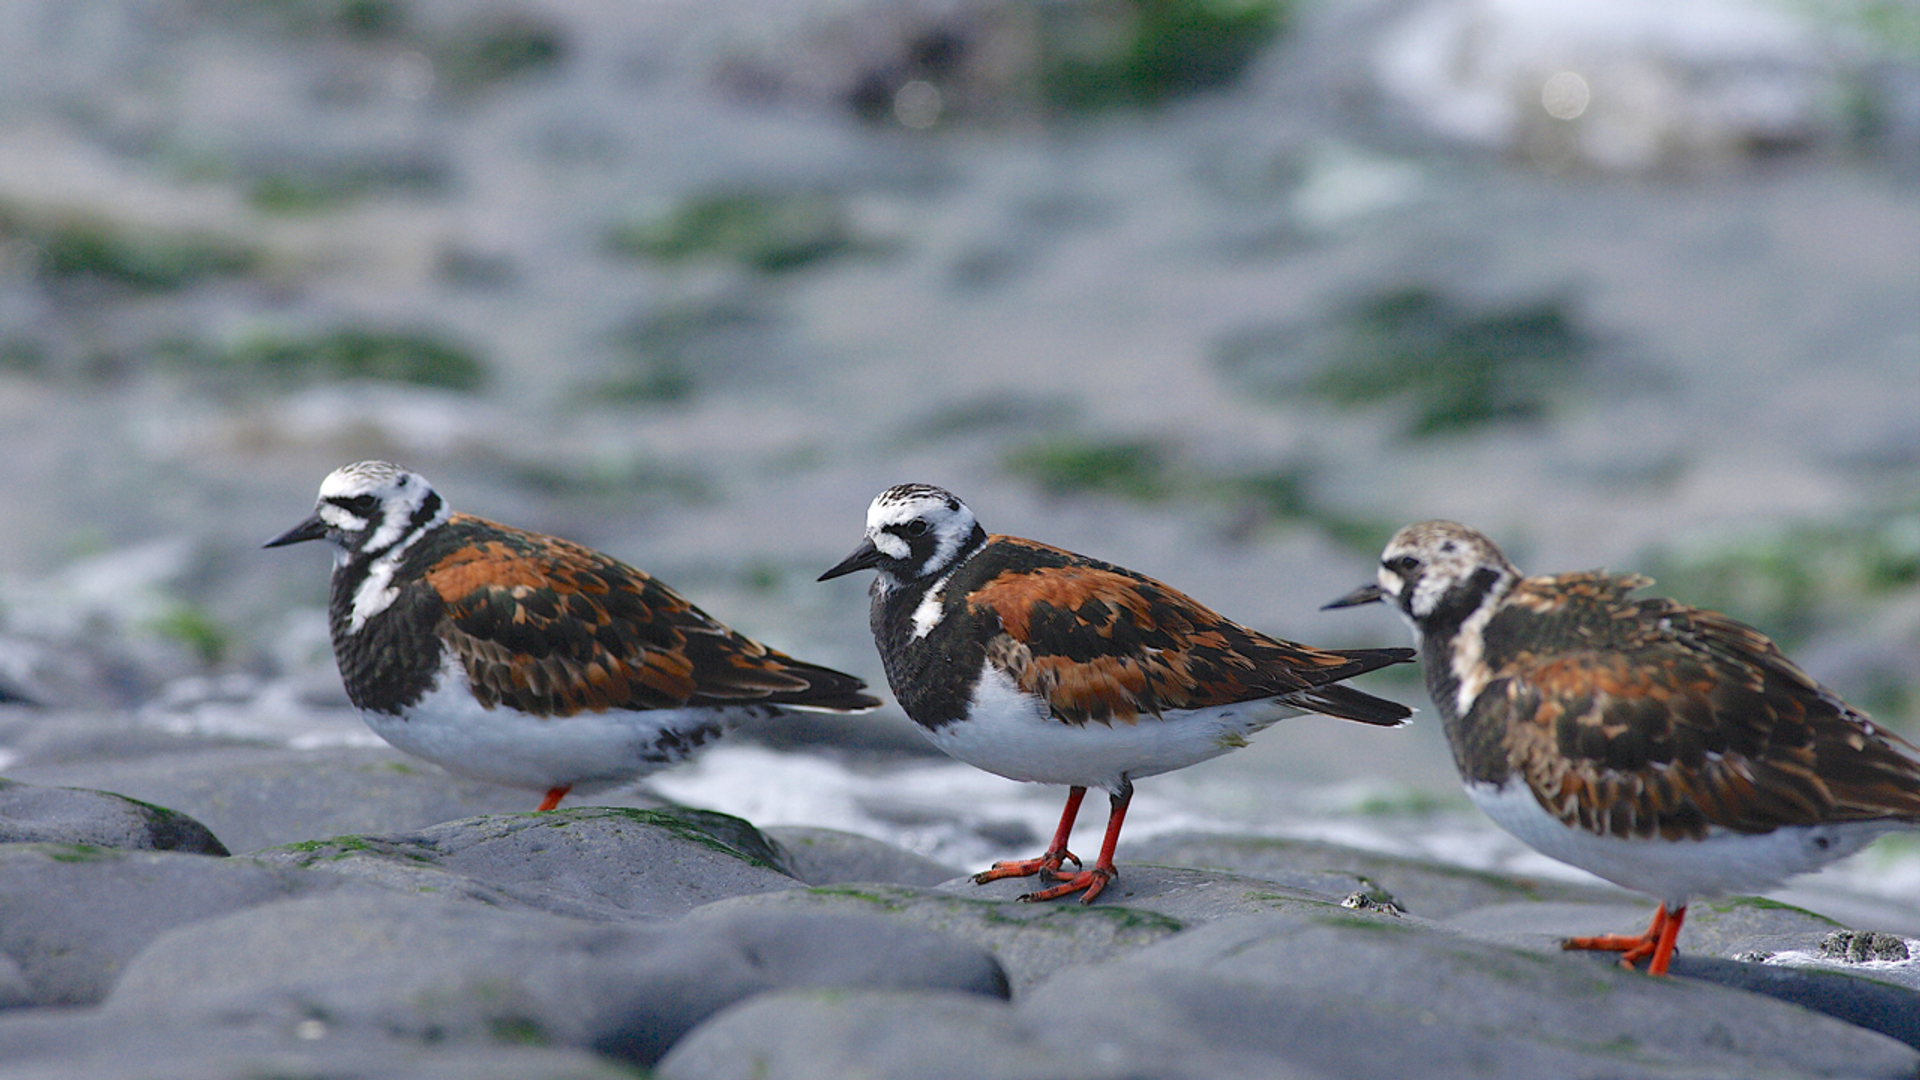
top-left (1328, 519), bottom-right (1920, 974)
top-left (270, 460), bottom-right (879, 810)
top-left (822, 482), bottom-right (1412, 902)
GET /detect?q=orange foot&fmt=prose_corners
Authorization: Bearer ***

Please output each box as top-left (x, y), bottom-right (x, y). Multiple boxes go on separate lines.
top-left (976, 786), bottom-right (1089, 886)
top-left (973, 848), bottom-right (1080, 884)
top-left (536, 785), bottom-right (572, 812)
top-left (1004, 782), bottom-right (1131, 905)
top-left (1564, 903), bottom-right (1688, 976)
top-left (1019, 865), bottom-right (1114, 904)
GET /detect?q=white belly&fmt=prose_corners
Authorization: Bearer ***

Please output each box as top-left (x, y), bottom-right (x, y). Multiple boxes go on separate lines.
top-left (1467, 778), bottom-right (1900, 907)
top-left (923, 664), bottom-right (1302, 793)
top-left (361, 654), bottom-right (765, 794)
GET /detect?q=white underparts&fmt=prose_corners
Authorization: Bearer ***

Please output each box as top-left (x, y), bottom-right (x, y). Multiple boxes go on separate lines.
top-left (1466, 778), bottom-right (1898, 906)
top-left (360, 652), bottom-right (754, 793)
top-left (927, 662), bottom-right (1302, 790)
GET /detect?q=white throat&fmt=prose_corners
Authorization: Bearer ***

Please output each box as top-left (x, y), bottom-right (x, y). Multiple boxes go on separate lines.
top-left (1448, 599), bottom-right (1499, 718)
top-left (342, 504), bottom-right (448, 633)
top-left (911, 569), bottom-right (956, 639)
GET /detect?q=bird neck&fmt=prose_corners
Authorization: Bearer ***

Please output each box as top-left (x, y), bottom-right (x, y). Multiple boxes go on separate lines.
top-left (331, 509), bottom-right (447, 636)
top-left (868, 547), bottom-right (988, 731)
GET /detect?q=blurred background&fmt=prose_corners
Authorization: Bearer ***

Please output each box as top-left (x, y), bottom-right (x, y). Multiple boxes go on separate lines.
top-left (1, 0), bottom-right (1917, 920)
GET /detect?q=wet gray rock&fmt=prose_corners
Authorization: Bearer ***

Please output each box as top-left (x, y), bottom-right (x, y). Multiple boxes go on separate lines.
top-left (1119, 835), bottom-right (1920, 1011)
top-left (6, 745), bottom-right (603, 854)
top-left (1670, 955), bottom-right (1920, 1051)
top-left (0, 953), bottom-right (32, 1009)
top-left (0, 844), bottom-right (349, 1006)
top-left (951, 862), bottom-right (1378, 925)
top-left (1688, 897), bottom-right (1854, 957)
top-left (658, 990), bottom-right (1080, 1080)
top-left (0, 778), bottom-right (227, 855)
top-left (685, 905), bottom-right (1009, 1005)
top-left (104, 889), bottom-right (1006, 1068)
top-left (664, 911), bottom-right (1918, 1079)
top-left (0, 1008), bottom-right (635, 1080)
top-left (1099, 914), bottom-right (1916, 1078)
top-left (764, 824), bottom-right (963, 886)
top-left (247, 806), bottom-right (799, 920)
top-left (1127, 831), bottom-right (1631, 918)
top-left (1, 756), bottom-right (1914, 1077)
top-left (1445, 896), bottom-right (1881, 971)
top-left (1153, 855), bottom-right (1920, 1039)
top-left (690, 882), bottom-right (1184, 994)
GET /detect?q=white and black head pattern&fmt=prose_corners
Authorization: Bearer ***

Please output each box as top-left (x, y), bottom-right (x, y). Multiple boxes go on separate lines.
top-left (267, 460), bottom-right (451, 633)
top-left (270, 461), bottom-right (449, 570)
top-left (1328, 520), bottom-right (1521, 643)
top-left (818, 483), bottom-right (987, 591)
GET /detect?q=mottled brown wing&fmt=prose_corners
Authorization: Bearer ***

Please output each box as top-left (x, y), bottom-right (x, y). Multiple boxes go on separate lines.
top-left (1479, 574), bottom-right (1920, 839)
top-left (967, 540), bottom-right (1410, 727)
top-left (424, 516), bottom-right (876, 717)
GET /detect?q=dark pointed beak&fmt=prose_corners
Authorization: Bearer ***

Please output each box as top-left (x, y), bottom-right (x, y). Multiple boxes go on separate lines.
top-left (1322, 582), bottom-right (1386, 610)
top-left (818, 537), bottom-right (883, 581)
top-left (264, 513), bottom-right (328, 549)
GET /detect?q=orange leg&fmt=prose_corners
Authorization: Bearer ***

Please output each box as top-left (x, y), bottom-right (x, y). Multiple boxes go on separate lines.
top-left (974, 786), bottom-right (1085, 883)
top-left (536, 785), bottom-right (571, 812)
top-left (1020, 781), bottom-right (1132, 905)
top-left (1564, 903), bottom-right (1688, 975)
top-left (1646, 905), bottom-right (1687, 975)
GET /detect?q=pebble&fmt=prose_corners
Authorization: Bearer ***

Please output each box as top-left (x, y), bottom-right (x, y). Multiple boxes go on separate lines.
top-left (1823, 929), bottom-right (1913, 964)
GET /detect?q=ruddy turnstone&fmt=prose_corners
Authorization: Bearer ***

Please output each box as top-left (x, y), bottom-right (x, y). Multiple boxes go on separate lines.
top-left (819, 483), bottom-right (1414, 903)
top-left (268, 460), bottom-right (880, 810)
top-left (1327, 519), bottom-right (1920, 974)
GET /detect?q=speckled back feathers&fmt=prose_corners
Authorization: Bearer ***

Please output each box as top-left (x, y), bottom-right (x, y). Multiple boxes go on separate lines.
top-left (829, 483), bottom-right (1413, 733)
top-left (1363, 520), bottom-right (1920, 841)
top-left (280, 462), bottom-right (880, 720)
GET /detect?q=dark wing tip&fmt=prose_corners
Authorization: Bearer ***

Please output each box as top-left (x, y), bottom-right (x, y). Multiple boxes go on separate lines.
top-left (784, 690), bottom-right (885, 714)
top-left (759, 660), bottom-right (885, 713)
top-left (1294, 682), bottom-right (1414, 727)
top-left (1327, 646), bottom-right (1416, 676)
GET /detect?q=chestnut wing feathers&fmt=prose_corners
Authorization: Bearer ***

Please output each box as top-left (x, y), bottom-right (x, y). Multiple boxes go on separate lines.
top-left (966, 538), bottom-right (1410, 727)
top-left (1476, 572), bottom-right (1920, 838)
top-left (424, 516), bottom-right (876, 717)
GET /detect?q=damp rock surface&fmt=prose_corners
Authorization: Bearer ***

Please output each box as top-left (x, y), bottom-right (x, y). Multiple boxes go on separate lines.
top-left (0, 769), bottom-right (1917, 1076)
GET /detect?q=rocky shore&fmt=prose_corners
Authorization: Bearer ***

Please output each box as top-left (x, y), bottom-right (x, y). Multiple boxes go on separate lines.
top-left (1, 4), bottom-right (1919, 1075)
top-left (3, 738), bottom-right (1919, 1080)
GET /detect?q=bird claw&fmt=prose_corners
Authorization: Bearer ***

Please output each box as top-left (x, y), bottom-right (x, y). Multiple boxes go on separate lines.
top-left (972, 849), bottom-right (1080, 884)
top-left (1018, 866), bottom-right (1114, 904)
top-left (1562, 932), bottom-right (1659, 968)
top-left (1562, 903), bottom-right (1686, 975)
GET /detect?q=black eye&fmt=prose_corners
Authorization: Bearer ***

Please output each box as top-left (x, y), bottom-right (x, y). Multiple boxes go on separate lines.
top-left (339, 495), bottom-right (378, 516)
top-left (903, 519), bottom-right (930, 538)
top-left (1387, 555), bottom-right (1420, 575)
